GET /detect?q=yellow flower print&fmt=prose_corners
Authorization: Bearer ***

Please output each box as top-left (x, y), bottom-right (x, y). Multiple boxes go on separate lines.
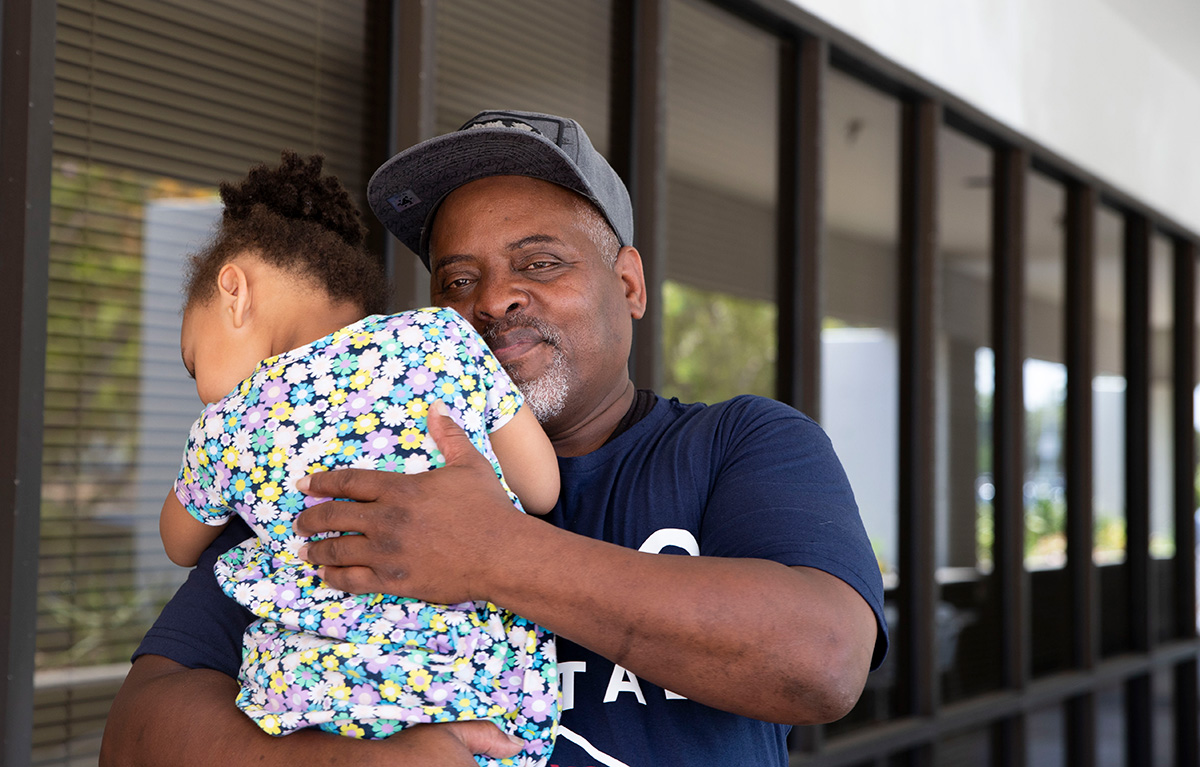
top-left (259, 715), bottom-right (282, 735)
top-left (267, 446), bottom-right (287, 468)
top-left (399, 428), bottom-right (423, 449)
top-left (353, 413), bottom-right (379, 435)
top-left (333, 643), bottom-right (356, 658)
top-left (257, 482), bottom-right (282, 503)
top-left (325, 437), bottom-right (343, 456)
top-left (221, 446), bottom-right (239, 466)
top-left (323, 602), bottom-right (345, 619)
top-left (408, 668), bottom-right (433, 692)
top-left (328, 683), bottom-right (351, 701)
top-left (196, 447), bottom-right (210, 466)
top-left (424, 352), bottom-right (446, 372)
top-left (300, 647), bottom-right (318, 663)
top-left (340, 722), bottom-right (366, 739)
top-left (321, 654), bottom-right (341, 671)
top-left (379, 679), bottom-right (402, 701)
top-left (328, 389), bottom-right (347, 406)
top-left (467, 391), bottom-right (486, 412)
top-left (269, 671), bottom-right (287, 693)
top-left (458, 374), bottom-right (477, 392)
top-left (268, 401), bottom-right (292, 421)
top-left (406, 398), bottom-right (428, 418)
top-left (429, 614), bottom-right (447, 632)
top-left (348, 370), bottom-right (372, 390)
top-left (250, 466), bottom-right (267, 483)
top-left (351, 332), bottom-right (373, 349)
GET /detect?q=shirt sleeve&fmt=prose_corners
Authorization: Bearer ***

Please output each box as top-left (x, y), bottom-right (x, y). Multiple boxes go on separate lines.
top-left (132, 517), bottom-right (255, 676)
top-left (174, 409), bottom-right (232, 526)
top-left (700, 396), bottom-right (889, 668)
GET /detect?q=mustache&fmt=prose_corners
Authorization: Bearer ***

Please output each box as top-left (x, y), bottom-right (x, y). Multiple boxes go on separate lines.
top-left (480, 313), bottom-right (562, 348)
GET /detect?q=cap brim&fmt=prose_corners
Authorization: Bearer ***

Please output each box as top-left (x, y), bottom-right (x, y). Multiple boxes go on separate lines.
top-left (367, 128), bottom-right (598, 267)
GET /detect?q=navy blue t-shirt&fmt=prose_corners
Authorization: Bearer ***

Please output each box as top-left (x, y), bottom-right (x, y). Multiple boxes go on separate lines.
top-left (137, 394), bottom-right (888, 766)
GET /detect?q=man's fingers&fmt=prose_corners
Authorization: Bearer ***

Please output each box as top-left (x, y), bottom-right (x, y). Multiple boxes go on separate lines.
top-left (293, 496), bottom-right (379, 537)
top-left (427, 400), bottom-right (486, 465)
top-left (441, 720), bottom-right (523, 759)
top-left (313, 564), bottom-right (386, 595)
top-left (296, 468), bottom-right (385, 503)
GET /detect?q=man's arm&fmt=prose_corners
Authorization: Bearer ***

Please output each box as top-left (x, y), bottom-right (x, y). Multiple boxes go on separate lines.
top-left (296, 406), bottom-right (880, 725)
top-left (99, 655), bottom-right (523, 766)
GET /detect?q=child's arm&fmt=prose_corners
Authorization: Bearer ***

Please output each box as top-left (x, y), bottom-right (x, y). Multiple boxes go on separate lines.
top-left (160, 488), bottom-right (227, 567)
top-left (487, 403), bottom-right (560, 515)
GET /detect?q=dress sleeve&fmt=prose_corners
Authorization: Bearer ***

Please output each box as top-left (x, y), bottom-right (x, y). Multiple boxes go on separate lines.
top-left (439, 307), bottom-right (524, 433)
top-left (174, 409), bottom-right (233, 526)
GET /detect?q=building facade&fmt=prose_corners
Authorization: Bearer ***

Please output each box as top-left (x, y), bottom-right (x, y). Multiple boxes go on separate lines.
top-left (2, 1), bottom-right (1199, 765)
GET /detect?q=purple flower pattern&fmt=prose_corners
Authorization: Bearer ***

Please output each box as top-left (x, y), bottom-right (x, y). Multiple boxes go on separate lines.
top-left (174, 308), bottom-right (557, 765)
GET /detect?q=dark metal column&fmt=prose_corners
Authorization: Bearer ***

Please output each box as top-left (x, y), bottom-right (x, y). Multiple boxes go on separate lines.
top-left (0, 0), bottom-right (55, 763)
top-left (991, 145), bottom-right (1029, 767)
top-left (1063, 181), bottom-right (1097, 767)
top-left (897, 97), bottom-right (940, 754)
top-left (777, 33), bottom-right (825, 417)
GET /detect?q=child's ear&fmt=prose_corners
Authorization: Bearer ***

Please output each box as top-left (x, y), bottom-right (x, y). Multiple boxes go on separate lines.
top-left (217, 262), bottom-right (252, 329)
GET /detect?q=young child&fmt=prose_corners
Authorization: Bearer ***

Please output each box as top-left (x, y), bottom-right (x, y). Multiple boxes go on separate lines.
top-left (158, 151), bottom-right (560, 766)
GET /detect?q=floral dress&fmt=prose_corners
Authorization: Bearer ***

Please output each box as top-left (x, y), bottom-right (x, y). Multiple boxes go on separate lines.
top-left (174, 307), bottom-right (558, 767)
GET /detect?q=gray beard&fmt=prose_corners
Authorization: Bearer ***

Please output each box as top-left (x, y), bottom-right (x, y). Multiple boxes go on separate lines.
top-left (508, 345), bottom-right (569, 424)
top-left (483, 314), bottom-right (570, 424)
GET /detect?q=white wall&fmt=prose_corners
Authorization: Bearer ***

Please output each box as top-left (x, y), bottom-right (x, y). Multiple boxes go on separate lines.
top-left (792, 0), bottom-right (1200, 236)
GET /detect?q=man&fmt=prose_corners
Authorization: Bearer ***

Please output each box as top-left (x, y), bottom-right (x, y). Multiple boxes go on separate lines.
top-left (101, 110), bottom-right (886, 766)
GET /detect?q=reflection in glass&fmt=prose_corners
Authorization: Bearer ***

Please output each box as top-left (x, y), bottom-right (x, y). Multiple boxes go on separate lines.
top-left (935, 127), bottom-right (1000, 702)
top-left (821, 68), bottom-right (900, 730)
top-left (1027, 704), bottom-right (1066, 767)
top-left (1094, 207), bottom-right (1126, 566)
top-left (1024, 172), bottom-right (1071, 677)
top-left (661, 0), bottom-right (779, 403)
top-left (1148, 234), bottom-right (1177, 642)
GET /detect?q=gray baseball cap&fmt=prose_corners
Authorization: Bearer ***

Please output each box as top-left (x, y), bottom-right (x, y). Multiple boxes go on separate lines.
top-left (367, 109), bottom-right (633, 269)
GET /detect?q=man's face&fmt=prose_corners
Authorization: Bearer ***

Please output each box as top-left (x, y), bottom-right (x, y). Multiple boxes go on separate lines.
top-left (427, 175), bottom-right (645, 433)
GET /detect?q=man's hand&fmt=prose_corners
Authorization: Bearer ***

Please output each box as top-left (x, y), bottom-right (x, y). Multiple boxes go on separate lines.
top-left (294, 401), bottom-right (527, 603)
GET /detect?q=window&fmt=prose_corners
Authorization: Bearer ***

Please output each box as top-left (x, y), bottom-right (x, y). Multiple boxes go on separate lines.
top-left (37, 2), bottom-right (374, 762)
top-left (661, 0), bottom-right (780, 403)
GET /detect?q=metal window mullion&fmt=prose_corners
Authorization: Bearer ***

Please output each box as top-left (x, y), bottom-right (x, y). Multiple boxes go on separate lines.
top-left (1121, 213), bottom-right (1153, 767)
top-left (1063, 180), bottom-right (1097, 767)
top-left (990, 144), bottom-right (1029, 767)
top-left (897, 96), bottom-right (939, 740)
top-left (0, 1), bottom-right (54, 764)
top-left (384, 0), bottom-right (437, 309)
top-left (776, 32), bottom-right (824, 418)
top-left (617, 0), bottom-right (667, 392)
top-left (1171, 235), bottom-right (1200, 767)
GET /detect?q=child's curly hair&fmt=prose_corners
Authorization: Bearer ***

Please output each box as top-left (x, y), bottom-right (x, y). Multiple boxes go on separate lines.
top-left (184, 151), bottom-right (389, 315)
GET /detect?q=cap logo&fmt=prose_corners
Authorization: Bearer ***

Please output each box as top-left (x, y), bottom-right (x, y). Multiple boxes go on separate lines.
top-left (387, 189), bottom-right (421, 213)
top-left (467, 118), bottom-right (541, 136)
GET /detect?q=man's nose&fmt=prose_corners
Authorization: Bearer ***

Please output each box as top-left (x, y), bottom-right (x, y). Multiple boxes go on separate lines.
top-left (474, 274), bottom-right (528, 320)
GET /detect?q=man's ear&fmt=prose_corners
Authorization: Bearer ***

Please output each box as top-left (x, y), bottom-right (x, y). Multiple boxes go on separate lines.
top-left (615, 246), bottom-right (647, 320)
top-left (216, 262), bottom-right (252, 329)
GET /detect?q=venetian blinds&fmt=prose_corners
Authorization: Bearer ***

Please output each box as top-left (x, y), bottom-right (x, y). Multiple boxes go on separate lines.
top-left (37, 1), bottom-right (374, 763)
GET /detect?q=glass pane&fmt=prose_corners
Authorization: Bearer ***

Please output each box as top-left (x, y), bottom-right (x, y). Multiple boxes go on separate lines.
top-left (661, 0), bottom-right (779, 403)
top-left (1027, 705), bottom-right (1066, 767)
top-left (1153, 667), bottom-right (1175, 767)
top-left (1095, 206), bottom-right (1130, 658)
top-left (1024, 171), bottom-right (1070, 676)
top-left (40, 2), bottom-right (373, 763)
top-left (937, 728), bottom-right (990, 767)
top-left (935, 127), bottom-right (1001, 702)
top-left (1149, 233), bottom-right (1177, 642)
top-left (1097, 685), bottom-right (1127, 767)
top-left (1094, 206), bottom-right (1126, 565)
top-left (435, 0), bottom-right (613, 147)
top-left (821, 67), bottom-right (900, 732)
